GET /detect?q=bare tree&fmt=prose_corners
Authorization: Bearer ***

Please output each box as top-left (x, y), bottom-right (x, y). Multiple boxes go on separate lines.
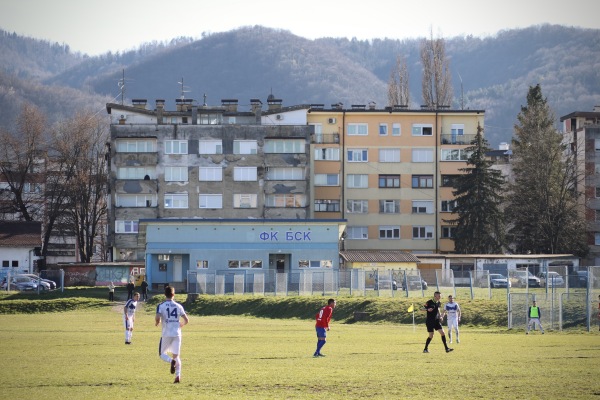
top-left (420, 31), bottom-right (453, 108)
top-left (387, 55), bottom-right (410, 107)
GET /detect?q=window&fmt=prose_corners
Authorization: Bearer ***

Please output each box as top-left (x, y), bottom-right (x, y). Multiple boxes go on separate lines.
top-left (264, 139), bottom-right (305, 153)
top-left (441, 149), bottom-right (469, 161)
top-left (412, 200), bottom-right (434, 214)
top-left (347, 149), bottom-right (368, 162)
top-left (392, 123), bottom-right (401, 136)
top-left (596, 187), bottom-right (600, 198)
top-left (347, 226), bottom-right (368, 239)
top-left (314, 147), bottom-right (340, 161)
top-left (164, 193), bottom-right (188, 208)
top-left (379, 148), bottom-right (400, 162)
top-left (115, 220), bottom-right (138, 233)
top-left (266, 167), bottom-right (304, 180)
top-left (158, 254), bottom-right (170, 261)
top-left (233, 167), bottom-right (257, 181)
top-left (442, 175), bottom-right (459, 187)
top-left (595, 233), bottom-right (600, 246)
top-left (347, 123), bottom-right (368, 136)
top-left (116, 194), bottom-right (156, 207)
top-left (11, 261), bottom-right (18, 268)
top-left (234, 194), bottom-right (257, 208)
top-left (412, 124), bottom-right (433, 136)
top-left (196, 260), bottom-right (209, 269)
top-left (596, 139), bottom-right (600, 151)
top-left (451, 124), bottom-right (465, 136)
top-left (347, 199), bottom-right (368, 213)
top-left (199, 140), bottom-right (222, 154)
top-left (412, 175), bottom-right (433, 188)
top-left (379, 226), bottom-right (400, 239)
top-left (412, 149), bottom-right (433, 162)
top-left (413, 226), bottom-right (434, 239)
top-left (441, 200), bottom-right (458, 212)
top-left (165, 140), bottom-right (188, 154)
top-left (347, 174), bottom-right (368, 188)
top-left (379, 174), bottom-right (400, 188)
top-left (117, 167), bottom-right (155, 179)
top-left (442, 226), bottom-right (456, 238)
top-left (199, 167), bottom-right (223, 181)
top-left (2, 261), bottom-right (8, 267)
top-left (379, 200), bottom-right (399, 214)
top-left (315, 174), bottom-right (339, 186)
top-left (379, 123), bottom-right (388, 136)
top-left (298, 260), bottom-right (332, 269)
top-left (265, 194), bottom-right (306, 208)
top-left (228, 260), bottom-right (262, 269)
top-left (596, 210), bottom-right (600, 221)
top-left (116, 139), bottom-right (156, 152)
top-left (314, 199), bottom-right (340, 212)
top-left (199, 194), bottom-right (222, 209)
top-left (23, 183), bottom-right (42, 193)
top-left (165, 166), bottom-right (188, 182)
top-left (233, 140), bottom-right (257, 154)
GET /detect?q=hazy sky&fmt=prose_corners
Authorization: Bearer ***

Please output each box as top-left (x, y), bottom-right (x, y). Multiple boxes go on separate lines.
top-left (1, 0), bottom-right (598, 55)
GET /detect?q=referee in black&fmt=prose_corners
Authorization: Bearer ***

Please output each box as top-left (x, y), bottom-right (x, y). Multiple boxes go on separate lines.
top-left (422, 291), bottom-right (454, 353)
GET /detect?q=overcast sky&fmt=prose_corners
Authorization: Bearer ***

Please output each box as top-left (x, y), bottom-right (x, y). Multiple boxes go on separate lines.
top-left (1, 0), bottom-right (598, 56)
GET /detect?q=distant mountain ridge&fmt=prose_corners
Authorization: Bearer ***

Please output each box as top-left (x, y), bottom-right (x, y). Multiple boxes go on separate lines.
top-left (0, 24), bottom-right (598, 147)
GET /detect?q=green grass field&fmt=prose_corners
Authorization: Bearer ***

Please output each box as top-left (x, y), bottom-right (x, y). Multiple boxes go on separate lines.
top-left (1, 299), bottom-right (599, 400)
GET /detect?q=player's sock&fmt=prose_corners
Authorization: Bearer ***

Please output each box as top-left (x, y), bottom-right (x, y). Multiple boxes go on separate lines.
top-left (424, 337), bottom-right (432, 350)
top-left (160, 354), bottom-right (171, 363)
top-left (442, 335), bottom-right (448, 349)
top-left (448, 332), bottom-right (452, 342)
top-left (316, 340), bottom-right (326, 354)
top-left (175, 357), bottom-right (181, 376)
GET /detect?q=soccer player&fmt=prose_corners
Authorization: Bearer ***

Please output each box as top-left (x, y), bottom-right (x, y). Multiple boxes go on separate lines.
top-left (422, 291), bottom-right (453, 353)
top-left (526, 300), bottom-right (545, 334)
top-left (123, 292), bottom-right (139, 344)
top-left (314, 298), bottom-right (336, 357)
top-left (443, 295), bottom-right (461, 343)
top-left (155, 286), bottom-right (189, 383)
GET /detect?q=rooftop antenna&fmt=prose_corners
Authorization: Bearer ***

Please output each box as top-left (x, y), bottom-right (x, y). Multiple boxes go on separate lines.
top-left (457, 72), bottom-right (464, 110)
top-left (117, 69), bottom-right (133, 105)
top-left (177, 77), bottom-right (191, 100)
top-left (203, 93), bottom-right (207, 106)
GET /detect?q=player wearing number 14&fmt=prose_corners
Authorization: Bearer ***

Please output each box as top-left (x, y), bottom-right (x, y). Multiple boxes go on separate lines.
top-left (155, 286), bottom-right (189, 383)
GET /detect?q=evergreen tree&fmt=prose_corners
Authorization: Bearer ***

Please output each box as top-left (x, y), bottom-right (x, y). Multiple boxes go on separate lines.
top-left (506, 84), bottom-right (587, 256)
top-left (451, 124), bottom-right (506, 253)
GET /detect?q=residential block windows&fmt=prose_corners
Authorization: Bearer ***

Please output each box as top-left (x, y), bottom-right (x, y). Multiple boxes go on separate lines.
top-left (379, 148), bottom-right (400, 162)
top-left (379, 200), bottom-right (399, 214)
top-left (347, 226), bottom-right (368, 239)
top-left (116, 194), bottom-right (156, 207)
top-left (266, 167), bottom-right (304, 180)
top-left (347, 149), bottom-right (368, 162)
top-left (264, 139), bottom-right (305, 153)
top-left (265, 194), bottom-right (306, 208)
top-left (233, 167), bottom-right (258, 181)
top-left (164, 193), bottom-right (188, 208)
top-left (115, 220), bottom-right (138, 233)
top-left (392, 123), bottom-right (401, 136)
top-left (314, 174), bottom-right (339, 186)
top-left (379, 226), bottom-right (400, 239)
top-left (228, 260), bottom-right (262, 269)
top-left (298, 260), bottom-right (332, 269)
top-left (314, 199), bottom-right (340, 212)
top-left (412, 200), bottom-right (433, 214)
top-left (233, 194), bottom-right (257, 208)
top-left (442, 226), bottom-right (456, 238)
top-left (413, 226), bottom-right (434, 239)
top-left (441, 149), bottom-right (469, 161)
top-left (165, 166), bottom-right (188, 182)
top-left (347, 174), bottom-right (368, 188)
top-left (441, 200), bottom-right (458, 212)
top-left (199, 194), bottom-right (222, 209)
top-left (199, 167), bottom-right (223, 181)
top-left (412, 148), bottom-right (434, 162)
top-left (116, 139), bottom-right (156, 152)
top-left (412, 124), bottom-right (433, 136)
top-left (165, 140), bottom-right (188, 154)
top-left (346, 199), bottom-right (368, 213)
top-left (199, 140), bottom-right (223, 154)
top-left (379, 174), bottom-right (400, 188)
top-left (314, 147), bottom-right (340, 161)
top-left (233, 140), bottom-right (257, 154)
top-left (412, 175), bottom-right (433, 188)
top-left (441, 175), bottom-right (459, 187)
top-left (117, 167), bottom-right (155, 180)
top-left (347, 123), bottom-right (368, 136)
top-left (379, 123), bottom-right (388, 136)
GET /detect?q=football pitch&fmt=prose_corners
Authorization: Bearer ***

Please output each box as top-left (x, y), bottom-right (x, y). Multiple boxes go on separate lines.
top-left (1, 304), bottom-right (599, 399)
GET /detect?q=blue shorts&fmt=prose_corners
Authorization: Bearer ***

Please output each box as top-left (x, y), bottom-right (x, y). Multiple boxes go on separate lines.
top-left (316, 327), bottom-right (327, 338)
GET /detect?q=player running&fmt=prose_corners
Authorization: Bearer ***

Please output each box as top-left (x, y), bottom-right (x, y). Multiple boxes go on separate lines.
top-left (123, 292), bottom-right (140, 344)
top-left (156, 286), bottom-right (189, 383)
top-left (314, 298), bottom-right (336, 357)
top-left (443, 295), bottom-right (461, 343)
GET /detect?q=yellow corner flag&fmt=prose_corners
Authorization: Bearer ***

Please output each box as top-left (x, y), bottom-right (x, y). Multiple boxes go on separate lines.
top-left (407, 304), bottom-right (414, 313)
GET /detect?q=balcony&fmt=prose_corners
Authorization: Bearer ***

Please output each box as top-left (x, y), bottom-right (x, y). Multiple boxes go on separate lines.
top-left (441, 134), bottom-right (475, 145)
top-left (311, 133), bottom-right (340, 144)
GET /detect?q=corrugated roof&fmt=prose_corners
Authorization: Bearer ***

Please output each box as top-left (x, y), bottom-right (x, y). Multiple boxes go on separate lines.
top-left (340, 250), bottom-right (420, 263)
top-left (0, 221), bottom-right (41, 247)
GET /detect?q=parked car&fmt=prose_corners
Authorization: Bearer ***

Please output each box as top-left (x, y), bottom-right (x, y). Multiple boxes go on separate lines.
top-left (22, 274), bottom-right (56, 290)
top-left (537, 271), bottom-right (565, 287)
top-left (479, 273), bottom-right (511, 288)
top-left (1, 276), bottom-right (38, 291)
top-left (512, 271), bottom-right (541, 288)
top-left (402, 275), bottom-right (428, 290)
top-left (574, 270), bottom-right (595, 288)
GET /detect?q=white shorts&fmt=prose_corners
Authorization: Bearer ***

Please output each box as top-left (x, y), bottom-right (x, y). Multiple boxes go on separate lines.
top-left (123, 316), bottom-right (134, 330)
top-left (160, 336), bottom-right (182, 356)
top-left (447, 318), bottom-right (459, 329)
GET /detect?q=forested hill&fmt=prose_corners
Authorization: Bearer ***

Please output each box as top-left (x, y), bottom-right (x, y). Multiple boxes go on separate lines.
top-left (0, 24), bottom-right (598, 147)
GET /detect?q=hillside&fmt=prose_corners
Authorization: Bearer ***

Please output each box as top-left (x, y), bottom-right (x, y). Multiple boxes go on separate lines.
top-left (0, 24), bottom-right (598, 146)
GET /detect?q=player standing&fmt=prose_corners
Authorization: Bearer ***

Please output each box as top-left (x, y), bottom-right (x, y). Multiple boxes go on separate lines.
top-left (314, 298), bottom-right (336, 357)
top-left (443, 295), bottom-right (461, 343)
top-left (422, 291), bottom-right (453, 353)
top-left (155, 286), bottom-right (189, 383)
top-left (526, 300), bottom-right (545, 334)
top-left (123, 292), bottom-right (139, 344)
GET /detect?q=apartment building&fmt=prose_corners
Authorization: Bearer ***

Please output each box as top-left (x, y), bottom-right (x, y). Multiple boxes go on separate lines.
top-left (561, 106), bottom-right (600, 265)
top-left (307, 103), bottom-right (485, 254)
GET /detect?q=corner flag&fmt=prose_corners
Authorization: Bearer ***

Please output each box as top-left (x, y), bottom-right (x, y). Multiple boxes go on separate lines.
top-left (407, 304), bottom-right (414, 313)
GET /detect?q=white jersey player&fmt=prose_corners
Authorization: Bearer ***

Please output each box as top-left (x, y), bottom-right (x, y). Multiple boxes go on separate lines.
top-left (155, 286), bottom-right (189, 384)
top-left (123, 292), bottom-right (140, 344)
top-left (443, 295), bottom-right (461, 343)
